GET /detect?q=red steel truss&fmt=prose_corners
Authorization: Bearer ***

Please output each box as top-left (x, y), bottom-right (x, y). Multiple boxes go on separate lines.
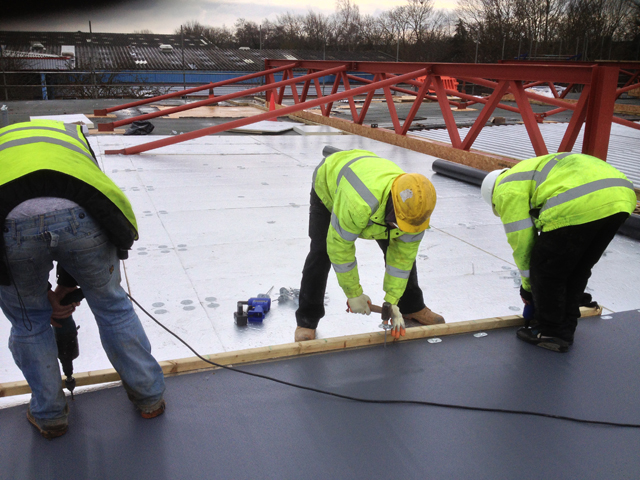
top-left (96, 60), bottom-right (638, 161)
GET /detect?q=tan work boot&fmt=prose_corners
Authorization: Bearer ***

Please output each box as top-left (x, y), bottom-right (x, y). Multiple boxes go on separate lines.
top-left (140, 399), bottom-right (166, 419)
top-left (295, 327), bottom-right (316, 342)
top-left (27, 407), bottom-right (68, 440)
top-left (403, 307), bottom-right (445, 325)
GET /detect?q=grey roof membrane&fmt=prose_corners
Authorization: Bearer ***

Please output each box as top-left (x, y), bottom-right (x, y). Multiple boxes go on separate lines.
top-left (1, 310), bottom-right (639, 480)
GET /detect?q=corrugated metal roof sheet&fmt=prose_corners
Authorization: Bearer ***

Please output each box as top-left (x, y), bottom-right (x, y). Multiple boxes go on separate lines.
top-left (410, 123), bottom-right (640, 186)
top-left (0, 31), bottom-right (393, 72)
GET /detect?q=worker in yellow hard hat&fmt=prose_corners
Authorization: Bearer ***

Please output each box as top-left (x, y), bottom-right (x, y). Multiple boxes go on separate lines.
top-left (295, 148), bottom-right (443, 342)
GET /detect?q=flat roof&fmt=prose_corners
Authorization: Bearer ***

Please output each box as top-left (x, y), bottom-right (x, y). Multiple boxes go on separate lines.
top-left (1, 310), bottom-right (639, 478)
top-left (1, 129), bottom-right (639, 405)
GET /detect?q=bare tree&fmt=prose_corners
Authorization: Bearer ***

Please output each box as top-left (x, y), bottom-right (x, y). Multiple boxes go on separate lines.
top-left (333, 0), bottom-right (363, 51)
top-left (405, 0), bottom-right (436, 44)
top-left (560, 0), bottom-right (636, 59)
top-left (377, 6), bottom-right (410, 52)
top-left (206, 26), bottom-right (235, 48)
top-left (235, 18), bottom-right (261, 49)
top-left (273, 12), bottom-right (305, 49)
top-left (302, 10), bottom-right (334, 50)
top-left (176, 21), bottom-right (208, 37)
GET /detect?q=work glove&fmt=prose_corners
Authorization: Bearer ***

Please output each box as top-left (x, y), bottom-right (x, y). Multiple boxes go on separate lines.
top-left (520, 286), bottom-right (533, 305)
top-left (390, 304), bottom-right (406, 339)
top-left (347, 294), bottom-right (371, 315)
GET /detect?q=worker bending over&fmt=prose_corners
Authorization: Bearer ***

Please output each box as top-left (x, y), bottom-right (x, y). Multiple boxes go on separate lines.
top-left (295, 149), bottom-right (443, 342)
top-left (481, 152), bottom-right (636, 352)
top-left (0, 120), bottom-right (166, 439)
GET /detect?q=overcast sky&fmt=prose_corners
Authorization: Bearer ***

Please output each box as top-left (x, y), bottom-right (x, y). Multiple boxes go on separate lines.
top-left (1, 0), bottom-right (456, 34)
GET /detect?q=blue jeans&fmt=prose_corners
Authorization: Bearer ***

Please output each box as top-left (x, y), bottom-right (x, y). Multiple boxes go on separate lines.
top-left (0, 207), bottom-right (165, 426)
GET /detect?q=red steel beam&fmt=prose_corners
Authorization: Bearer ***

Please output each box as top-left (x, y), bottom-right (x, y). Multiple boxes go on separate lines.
top-left (340, 72), bottom-right (359, 121)
top-left (264, 60), bottom-right (594, 84)
top-left (400, 75), bottom-right (432, 136)
top-left (559, 85), bottom-right (590, 153)
top-left (98, 59), bottom-right (632, 162)
top-left (511, 80), bottom-right (549, 156)
top-left (380, 73), bottom-right (402, 134)
top-left (461, 81), bottom-right (510, 151)
top-left (583, 66), bottom-right (619, 160)
top-left (105, 67), bottom-right (428, 155)
top-left (355, 73), bottom-right (382, 125)
top-left (98, 64), bottom-right (347, 131)
top-left (93, 63), bottom-right (297, 116)
top-left (433, 75), bottom-right (461, 148)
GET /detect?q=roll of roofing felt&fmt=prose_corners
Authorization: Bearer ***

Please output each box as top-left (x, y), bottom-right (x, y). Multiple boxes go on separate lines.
top-left (322, 145), bottom-right (343, 158)
top-left (432, 158), bottom-right (488, 186)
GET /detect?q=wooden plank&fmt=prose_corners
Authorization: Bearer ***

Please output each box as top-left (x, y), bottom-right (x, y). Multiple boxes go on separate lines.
top-left (0, 306), bottom-right (602, 398)
top-left (88, 129), bottom-right (126, 135)
top-left (252, 99), bottom-right (640, 202)
top-left (289, 108), bottom-right (519, 172)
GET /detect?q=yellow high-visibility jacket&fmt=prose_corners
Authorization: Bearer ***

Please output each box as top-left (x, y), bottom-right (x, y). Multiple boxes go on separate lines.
top-left (493, 152), bottom-right (636, 291)
top-left (313, 149), bottom-right (427, 304)
top-left (0, 120), bottom-right (138, 284)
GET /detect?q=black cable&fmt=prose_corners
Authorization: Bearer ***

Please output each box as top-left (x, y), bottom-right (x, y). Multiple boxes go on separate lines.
top-left (127, 294), bottom-right (640, 429)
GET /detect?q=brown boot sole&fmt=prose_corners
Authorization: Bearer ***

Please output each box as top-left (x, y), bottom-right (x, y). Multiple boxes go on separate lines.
top-left (294, 327), bottom-right (316, 342)
top-left (141, 399), bottom-right (166, 419)
top-left (27, 412), bottom-right (68, 439)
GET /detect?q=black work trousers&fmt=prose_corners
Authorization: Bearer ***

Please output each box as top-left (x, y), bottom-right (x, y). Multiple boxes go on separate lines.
top-left (295, 189), bottom-right (425, 329)
top-left (529, 212), bottom-right (629, 342)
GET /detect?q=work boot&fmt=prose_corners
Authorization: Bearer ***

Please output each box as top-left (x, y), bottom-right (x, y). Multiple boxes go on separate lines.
top-left (403, 307), bottom-right (445, 325)
top-left (27, 406), bottom-right (68, 440)
top-left (139, 398), bottom-right (166, 419)
top-left (516, 327), bottom-right (570, 353)
top-left (295, 327), bottom-right (316, 342)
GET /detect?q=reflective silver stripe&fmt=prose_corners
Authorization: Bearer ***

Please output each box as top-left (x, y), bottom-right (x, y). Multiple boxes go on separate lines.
top-left (331, 212), bottom-right (359, 242)
top-left (532, 152), bottom-right (571, 187)
top-left (540, 178), bottom-right (635, 214)
top-left (312, 157), bottom-right (326, 187)
top-left (499, 153), bottom-right (572, 188)
top-left (397, 231), bottom-right (425, 242)
top-left (332, 260), bottom-right (357, 273)
top-left (0, 136), bottom-right (97, 166)
top-left (503, 217), bottom-right (535, 234)
top-left (337, 156), bottom-right (380, 213)
top-left (499, 171), bottom-right (535, 184)
top-left (0, 125), bottom-right (84, 145)
top-left (520, 269), bottom-right (530, 278)
top-left (386, 264), bottom-right (411, 279)
top-left (337, 156), bottom-right (378, 186)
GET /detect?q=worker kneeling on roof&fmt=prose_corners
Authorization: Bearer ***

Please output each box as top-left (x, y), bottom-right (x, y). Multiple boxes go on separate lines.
top-left (295, 148), bottom-right (443, 342)
top-left (481, 152), bottom-right (636, 353)
top-left (0, 120), bottom-right (166, 439)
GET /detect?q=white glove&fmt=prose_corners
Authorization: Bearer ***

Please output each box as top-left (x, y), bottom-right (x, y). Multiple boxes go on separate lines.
top-left (390, 304), bottom-right (406, 338)
top-left (347, 294), bottom-right (371, 315)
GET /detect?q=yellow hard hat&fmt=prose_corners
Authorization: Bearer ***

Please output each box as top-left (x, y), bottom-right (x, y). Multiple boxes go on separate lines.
top-left (391, 173), bottom-right (437, 233)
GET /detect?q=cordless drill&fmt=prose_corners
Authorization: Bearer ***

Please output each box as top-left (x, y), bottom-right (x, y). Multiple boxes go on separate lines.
top-left (55, 288), bottom-right (84, 399)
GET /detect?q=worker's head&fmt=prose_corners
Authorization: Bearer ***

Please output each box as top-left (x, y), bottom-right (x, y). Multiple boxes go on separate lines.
top-left (480, 168), bottom-right (509, 216)
top-left (390, 173), bottom-right (437, 233)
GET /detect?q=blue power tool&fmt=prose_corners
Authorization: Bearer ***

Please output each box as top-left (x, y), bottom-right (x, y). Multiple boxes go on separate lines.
top-left (234, 288), bottom-right (273, 326)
